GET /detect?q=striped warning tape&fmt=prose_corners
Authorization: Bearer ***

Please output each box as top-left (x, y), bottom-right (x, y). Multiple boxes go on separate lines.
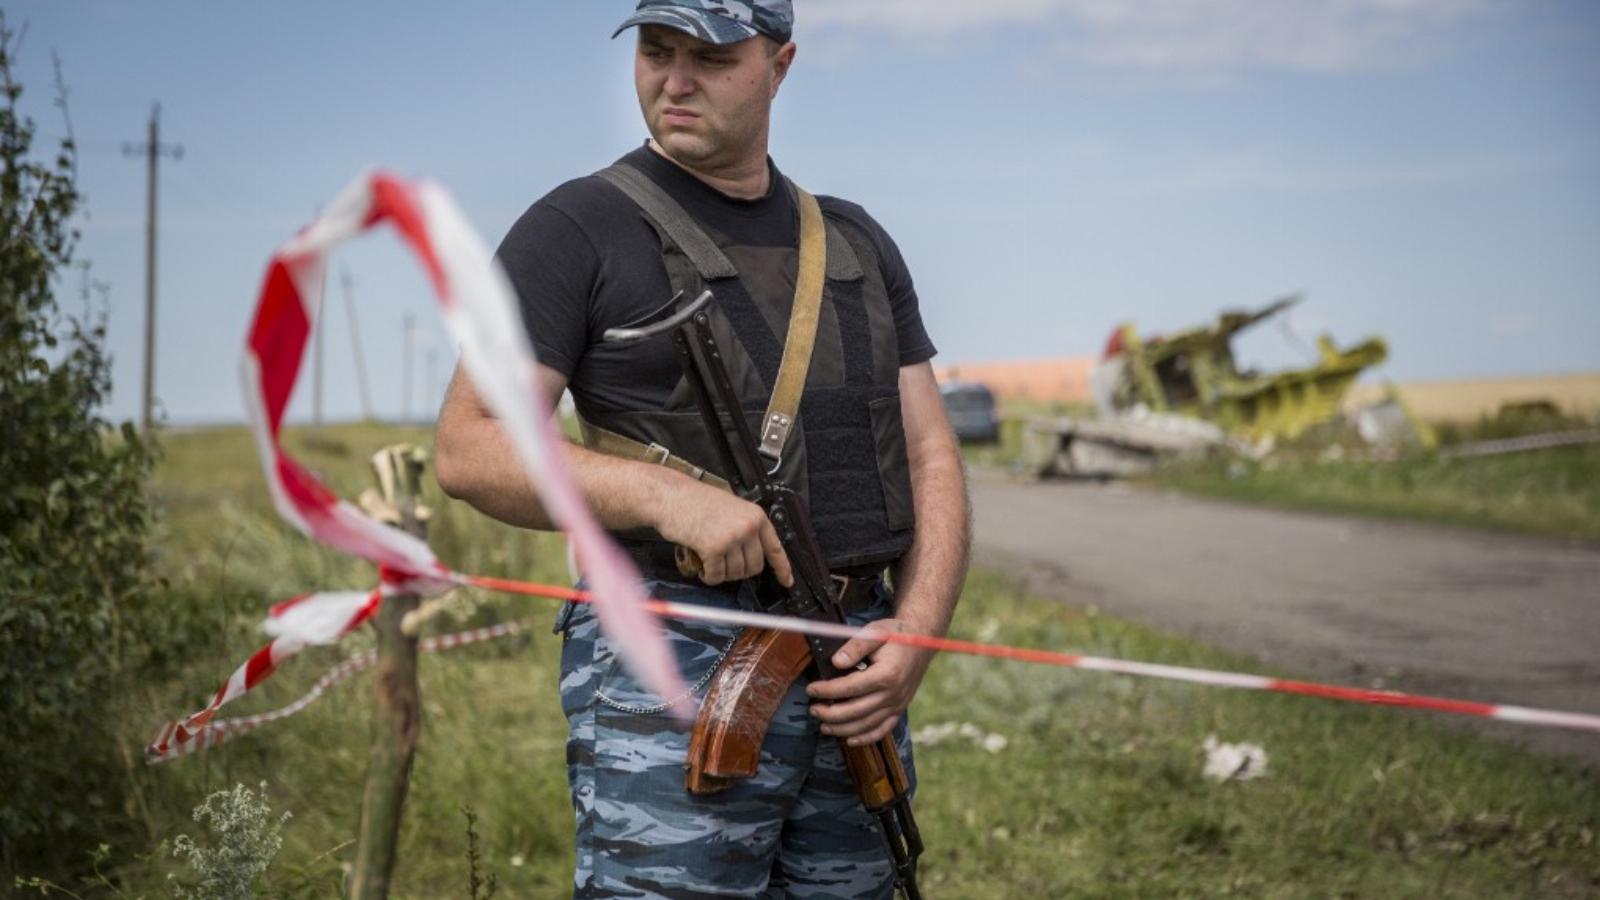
top-left (148, 619), bottom-right (530, 764)
top-left (469, 574), bottom-right (1600, 735)
top-left (148, 573), bottom-right (1598, 765)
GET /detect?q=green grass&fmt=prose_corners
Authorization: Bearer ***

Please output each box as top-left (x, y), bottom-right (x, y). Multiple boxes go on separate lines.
top-left (71, 423), bottom-right (1600, 897)
top-left (916, 571), bottom-right (1599, 898)
top-left (1151, 445), bottom-right (1600, 541)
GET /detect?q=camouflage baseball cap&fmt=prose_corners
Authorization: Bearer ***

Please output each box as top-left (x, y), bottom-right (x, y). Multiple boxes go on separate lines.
top-left (613, 0), bottom-right (794, 46)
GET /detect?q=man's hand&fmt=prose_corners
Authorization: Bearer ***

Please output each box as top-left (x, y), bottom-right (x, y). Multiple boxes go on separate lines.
top-left (653, 477), bottom-right (794, 588)
top-left (805, 618), bottom-right (934, 746)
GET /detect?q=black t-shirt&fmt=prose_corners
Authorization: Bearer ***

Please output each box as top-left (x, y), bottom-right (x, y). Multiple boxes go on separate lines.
top-left (496, 144), bottom-right (936, 416)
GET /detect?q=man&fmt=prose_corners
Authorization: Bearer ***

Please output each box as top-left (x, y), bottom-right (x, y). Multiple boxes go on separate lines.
top-left (435, 2), bottom-right (969, 896)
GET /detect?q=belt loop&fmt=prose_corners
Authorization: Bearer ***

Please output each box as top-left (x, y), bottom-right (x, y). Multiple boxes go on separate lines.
top-left (736, 579), bottom-right (762, 613)
top-left (552, 599), bottom-right (578, 636)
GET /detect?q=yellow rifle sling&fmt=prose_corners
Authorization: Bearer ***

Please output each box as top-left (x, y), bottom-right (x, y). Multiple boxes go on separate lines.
top-left (576, 416), bottom-right (732, 493)
top-left (756, 184), bottom-right (826, 462)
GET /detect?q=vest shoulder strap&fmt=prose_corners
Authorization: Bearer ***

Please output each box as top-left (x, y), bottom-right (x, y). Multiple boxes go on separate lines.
top-left (821, 209), bottom-right (864, 281)
top-left (597, 163), bottom-right (739, 279)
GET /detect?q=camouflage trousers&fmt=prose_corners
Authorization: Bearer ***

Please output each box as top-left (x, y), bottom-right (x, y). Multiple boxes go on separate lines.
top-left (555, 578), bottom-right (916, 899)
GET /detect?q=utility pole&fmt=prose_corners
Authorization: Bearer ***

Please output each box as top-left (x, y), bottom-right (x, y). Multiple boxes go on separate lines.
top-left (123, 103), bottom-right (182, 435)
top-left (424, 347), bottom-right (438, 419)
top-left (71, 260), bottom-right (92, 321)
top-left (342, 267), bottom-right (375, 422)
top-left (401, 314), bottom-right (415, 424)
top-left (313, 263), bottom-right (326, 428)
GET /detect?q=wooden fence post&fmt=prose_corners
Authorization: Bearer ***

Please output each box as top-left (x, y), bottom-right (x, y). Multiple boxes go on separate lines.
top-left (349, 444), bottom-right (431, 899)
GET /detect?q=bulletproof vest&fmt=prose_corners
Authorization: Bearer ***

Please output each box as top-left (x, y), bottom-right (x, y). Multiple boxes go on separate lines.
top-left (581, 162), bottom-right (915, 570)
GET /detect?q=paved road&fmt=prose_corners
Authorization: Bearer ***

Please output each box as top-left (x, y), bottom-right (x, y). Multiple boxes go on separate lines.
top-left (968, 473), bottom-right (1600, 763)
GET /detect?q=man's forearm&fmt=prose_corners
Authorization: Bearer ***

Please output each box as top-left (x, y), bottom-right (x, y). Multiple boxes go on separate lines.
top-left (890, 449), bottom-right (970, 638)
top-left (434, 412), bottom-right (674, 533)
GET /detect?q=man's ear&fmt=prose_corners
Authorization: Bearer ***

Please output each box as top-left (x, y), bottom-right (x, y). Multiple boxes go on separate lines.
top-left (770, 40), bottom-right (796, 97)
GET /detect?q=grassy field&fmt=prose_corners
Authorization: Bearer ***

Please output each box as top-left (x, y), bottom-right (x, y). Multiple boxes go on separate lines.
top-left (1146, 407), bottom-right (1600, 542)
top-left (1151, 445), bottom-right (1600, 541)
top-left (51, 423), bottom-right (1600, 897)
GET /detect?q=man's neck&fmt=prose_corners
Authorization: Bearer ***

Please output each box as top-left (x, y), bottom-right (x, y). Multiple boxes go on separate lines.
top-left (647, 139), bottom-right (771, 200)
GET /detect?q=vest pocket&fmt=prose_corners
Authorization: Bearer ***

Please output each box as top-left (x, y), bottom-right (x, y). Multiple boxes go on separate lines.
top-left (868, 396), bottom-right (916, 532)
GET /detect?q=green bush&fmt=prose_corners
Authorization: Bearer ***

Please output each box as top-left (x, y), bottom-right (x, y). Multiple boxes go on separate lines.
top-left (0, 18), bottom-right (158, 878)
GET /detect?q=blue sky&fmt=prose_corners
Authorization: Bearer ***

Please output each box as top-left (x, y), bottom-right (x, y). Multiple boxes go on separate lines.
top-left (8, 0), bottom-right (1599, 424)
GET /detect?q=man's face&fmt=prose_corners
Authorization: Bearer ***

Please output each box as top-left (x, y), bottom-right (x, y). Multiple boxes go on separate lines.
top-left (634, 24), bottom-right (793, 171)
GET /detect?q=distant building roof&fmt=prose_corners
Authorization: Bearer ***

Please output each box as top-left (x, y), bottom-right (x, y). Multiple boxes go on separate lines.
top-left (934, 357), bottom-right (1097, 405)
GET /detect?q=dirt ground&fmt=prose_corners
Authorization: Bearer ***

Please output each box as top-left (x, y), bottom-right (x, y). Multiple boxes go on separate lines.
top-left (967, 471), bottom-right (1600, 764)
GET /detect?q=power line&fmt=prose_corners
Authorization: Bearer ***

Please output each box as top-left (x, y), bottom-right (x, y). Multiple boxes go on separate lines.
top-left (313, 258), bottom-right (325, 429)
top-left (402, 313), bottom-right (416, 424)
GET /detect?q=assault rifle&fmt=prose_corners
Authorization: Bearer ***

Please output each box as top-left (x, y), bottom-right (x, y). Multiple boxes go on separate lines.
top-left (603, 289), bottom-right (924, 899)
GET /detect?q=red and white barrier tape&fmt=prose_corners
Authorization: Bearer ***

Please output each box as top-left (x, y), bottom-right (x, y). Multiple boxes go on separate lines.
top-left (468, 574), bottom-right (1600, 735)
top-left (147, 585), bottom-right (382, 758)
top-left (152, 172), bottom-right (683, 763)
top-left (246, 174), bottom-right (678, 677)
top-left (149, 619), bottom-right (531, 764)
top-left (150, 571), bottom-right (1598, 763)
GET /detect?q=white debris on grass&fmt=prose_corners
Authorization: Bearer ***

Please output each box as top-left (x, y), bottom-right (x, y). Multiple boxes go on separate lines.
top-left (975, 617), bottom-right (1001, 642)
top-left (1202, 734), bottom-right (1269, 782)
top-left (913, 721), bottom-right (1008, 753)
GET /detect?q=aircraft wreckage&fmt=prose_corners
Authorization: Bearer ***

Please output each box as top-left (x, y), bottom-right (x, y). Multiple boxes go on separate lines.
top-left (1022, 295), bottom-right (1396, 478)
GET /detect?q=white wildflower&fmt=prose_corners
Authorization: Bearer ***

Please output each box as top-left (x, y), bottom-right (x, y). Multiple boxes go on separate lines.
top-left (170, 781), bottom-right (291, 900)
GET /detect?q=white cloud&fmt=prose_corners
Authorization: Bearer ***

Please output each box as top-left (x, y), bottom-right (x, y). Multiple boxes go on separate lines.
top-left (799, 0), bottom-right (1498, 74)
